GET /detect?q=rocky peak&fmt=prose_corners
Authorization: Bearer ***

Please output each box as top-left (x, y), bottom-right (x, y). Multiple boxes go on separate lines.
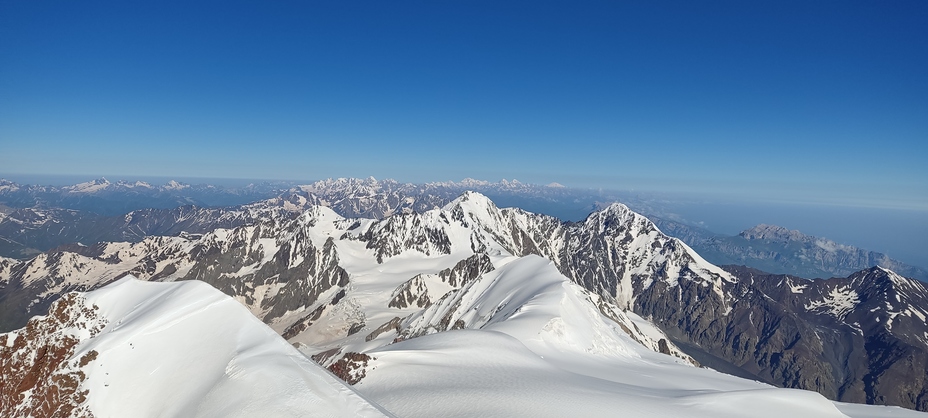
top-left (296, 205), bottom-right (345, 226)
top-left (0, 292), bottom-right (104, 418)
top-left (582, 202), bottom-right (660, 239)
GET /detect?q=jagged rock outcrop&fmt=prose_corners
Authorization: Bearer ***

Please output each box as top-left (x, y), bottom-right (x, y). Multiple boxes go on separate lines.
top-left (438, 253), bottom-right (494, 287)
top-left (0, 293), bottom-right (104, 418)
top-left (326, 352), bottom-right (373, 385)
top-left (389, 275), bottom-right (432, 309)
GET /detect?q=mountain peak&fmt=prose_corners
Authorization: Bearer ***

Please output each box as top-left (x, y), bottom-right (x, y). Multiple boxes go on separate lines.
top-left (445, 190), bottom-right (496, 209)
top-left (163, 180), bottom-right (189, 190)
top-left (66, 178), bottom-right (112, 194)
top-left (591, 202), bottom-right (639, 222)
top-left (851, 265), bottom-right (912, 289)
top-left (297, 204), bottom-right (344, 225)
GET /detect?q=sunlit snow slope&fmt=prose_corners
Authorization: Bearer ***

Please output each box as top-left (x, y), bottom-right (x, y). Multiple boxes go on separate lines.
top-left (0, 276), bottom-right (393, 418)
top-left (353, 256), bottom-right (926, 418)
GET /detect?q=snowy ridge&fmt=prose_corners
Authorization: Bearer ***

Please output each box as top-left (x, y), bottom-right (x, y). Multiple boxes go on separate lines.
top-left (1, 276), bottom-right (393, 417)
top-left (397, 255), bottom-right (694, 362)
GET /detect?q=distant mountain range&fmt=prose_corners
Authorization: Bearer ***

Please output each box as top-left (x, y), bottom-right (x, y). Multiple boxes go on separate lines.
top-left (651, 219), bottom-right (928, 282)
top-left (0, 177), bottom-right (609, 259)
top-left (2, 192), bottom-right (927, 412)
top-left (1, 176), bottom-right (924, 283)
top-left (0, 177), bottom-right (291, 215)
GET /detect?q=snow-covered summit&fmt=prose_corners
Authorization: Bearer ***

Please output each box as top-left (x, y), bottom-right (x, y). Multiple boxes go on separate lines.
top-left (163, 179), bottom-right (190, 190)
top-left (64, 177), bottom-right (111, 194)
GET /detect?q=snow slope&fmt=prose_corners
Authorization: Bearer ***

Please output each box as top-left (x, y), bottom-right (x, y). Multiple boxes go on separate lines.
top-left (354, 256), bottom-right (925, 418)
top-left (2, 276), bottom-right (393, 418)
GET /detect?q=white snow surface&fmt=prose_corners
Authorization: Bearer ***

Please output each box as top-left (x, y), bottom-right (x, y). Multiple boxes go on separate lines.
top-left (359, 330), bottom-right (856, 418)
top-left (353, 256), bottom-right (922, 418)
top-left (73, 276), bottom-right (393, 418)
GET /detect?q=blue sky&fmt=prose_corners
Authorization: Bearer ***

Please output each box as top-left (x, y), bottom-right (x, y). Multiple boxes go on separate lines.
top-left (1, 1), bottom-right (926, 210)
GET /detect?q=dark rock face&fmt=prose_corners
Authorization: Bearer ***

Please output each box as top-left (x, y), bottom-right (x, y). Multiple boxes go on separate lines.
top-left (326, 352), bottom-right (373, 385)
top-left (438, 254), bottom-right (494, 287)
top-left (637, 275), bottom-right (838, 397)
top-left (389, 275), bottom-right (433, 309)
top-left (719, 265), bottom-right (928, 411)
top-left (365, 317), bottom-right (403, 342)
top-left (360, 212), bottom-right (453, 263)
top-left (282, 304), bottom-right (327, 340)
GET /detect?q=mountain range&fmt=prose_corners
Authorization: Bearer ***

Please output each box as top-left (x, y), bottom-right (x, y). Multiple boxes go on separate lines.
top-left (3, 177), bottom-right (923, 285)
top-left (1, 191), bottom-right (926, 414)
top-left (652, 219), bottom-right (928, 281)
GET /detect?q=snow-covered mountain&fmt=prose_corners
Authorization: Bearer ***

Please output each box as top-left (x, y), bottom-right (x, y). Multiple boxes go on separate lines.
top-left (7, 175), bottom-right (920, 285)
top-left (0, 276), bottom-right (393, 417)
top-left (1, 191), bottom-right (927, 412)
top-left (0, 190), bottom-right (319, 259)
top-left (354, 256), bottom-right (883, 418)
top-left (0, 176), bottom-right (587, 259)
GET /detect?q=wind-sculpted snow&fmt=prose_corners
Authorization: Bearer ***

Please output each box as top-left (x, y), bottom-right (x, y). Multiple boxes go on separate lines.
top-left (356, 330), bottom-right (891, 418)
top-left (396, 255), bottom-right (694, 363)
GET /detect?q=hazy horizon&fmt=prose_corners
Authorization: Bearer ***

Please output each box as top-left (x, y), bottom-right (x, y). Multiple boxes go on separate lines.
top-left (2, 172), bottom-right (925, 270)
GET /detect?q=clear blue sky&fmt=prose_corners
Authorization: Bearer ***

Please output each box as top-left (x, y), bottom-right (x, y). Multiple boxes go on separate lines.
top-left (2, 1), bottom-right (926, 210)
